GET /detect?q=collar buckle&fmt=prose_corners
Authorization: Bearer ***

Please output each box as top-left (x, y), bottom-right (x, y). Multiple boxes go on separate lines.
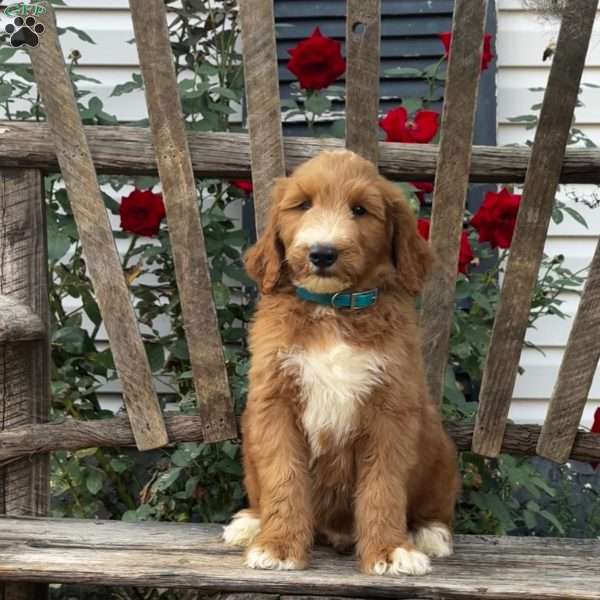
top-left (330, 289), bottom-right (378, 310)
top-left (330, 291), bottom-right (343, 309)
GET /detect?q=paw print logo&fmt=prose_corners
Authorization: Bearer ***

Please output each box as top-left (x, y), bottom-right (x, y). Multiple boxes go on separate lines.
top-left (4, 16), bottom-right (45, 48)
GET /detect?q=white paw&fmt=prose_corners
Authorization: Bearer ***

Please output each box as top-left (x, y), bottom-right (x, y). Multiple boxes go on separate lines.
top-left (388, 548), bottom-right (432, 576)
top-left (370, 560), bottom-right (389, 575)
top-left (222, 511), bottom-right (261, 547)
top-left (412, 524), bottom-right (453, 558)
top-left (245, 545), bottom-right (299, 570)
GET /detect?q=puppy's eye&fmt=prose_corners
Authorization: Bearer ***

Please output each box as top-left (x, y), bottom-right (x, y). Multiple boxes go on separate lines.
top-left (351, 205), bottom-right (367, 217)
top-left (297, 199), bottom-right (312, 211)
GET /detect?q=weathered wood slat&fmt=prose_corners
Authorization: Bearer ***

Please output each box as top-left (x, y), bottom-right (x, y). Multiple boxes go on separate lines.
top-left (0, 518), bottom-right (598, 599)
top-left (421, 0), bottom-right (488, 405)
top-left (1, 416), bottom-right (599, 465)
top-left (472, 0), bottom-right (599, 457)
top-left (537, 239), bottom-right (600, 463)
top-left (239, 0), bottom-right (286, 235)
top-left (129, 0), bottom-right (236, 443)
top-left (345, 0), bottom-right (381, 163)
top-left (0, 295), bottom-right (45, 343)
top-left (27, 7), bottom-right (168, 451)
top-left (0, 169), bottom-right (50, 600)
top-left (1, 123), bottom-right (600, 183)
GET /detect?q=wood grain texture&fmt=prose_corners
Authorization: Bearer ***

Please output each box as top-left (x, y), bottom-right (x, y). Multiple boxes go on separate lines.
top-left (537, 238), bottom-right (600, 463)
top-left (345, 0), bottom-right (381, 163)
top-left (0, 517), bottom-right (598, 599)
top-left (420, 0), bottom-right (488, 405)
top-left (1, 416), bottom-right (599, 465)
top-left (0, 296), bottom-right (45, 343)
top-left (27, 6), bottom-right (168, 451)
top-left (2, 123), bottom-right (600, 183)
top-left (239, 0), bottom-right (286, 235)
top-left (472, 0), bottom-right (599, 457)
top-left (0, 169), bottom-right (49, 600)
top-left (129, 0), bottom-right (236, 443)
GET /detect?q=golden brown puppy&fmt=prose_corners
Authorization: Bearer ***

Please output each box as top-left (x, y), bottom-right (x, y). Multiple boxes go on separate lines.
top-left (223, 150), bottom-right (460, 576)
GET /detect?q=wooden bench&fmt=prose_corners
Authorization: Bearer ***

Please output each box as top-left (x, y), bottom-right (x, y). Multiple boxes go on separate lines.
top-left (1, 518), bottom-right (598, 599)
top-left (1, 0), bottom-right (600, 598)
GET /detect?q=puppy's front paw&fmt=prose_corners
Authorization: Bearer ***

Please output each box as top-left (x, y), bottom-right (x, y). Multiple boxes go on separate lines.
top-left (245, 544), bottom-right (305, 571)
top-left (365, 547), bottom-right (431, 577)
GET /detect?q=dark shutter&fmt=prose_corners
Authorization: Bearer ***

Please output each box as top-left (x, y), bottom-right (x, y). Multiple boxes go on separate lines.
top-left (275, 0), bottom-right (454, 128)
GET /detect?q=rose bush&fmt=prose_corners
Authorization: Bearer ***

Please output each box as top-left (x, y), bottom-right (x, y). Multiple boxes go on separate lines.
top-left (230, 179), bottom-right (254, 195)
top-left (592, 408), bottom-right (600, 469)
top-left (119, 188), bottom-right (166, 237)
top-left (379, 106), bottom-right (439, 143)
top-left (287, 27), bottom-right (346, 91)
top-left (410, 181), bottom-right (434, 204)
top-left (439, 31), bottom-right (494, 71)
top-left (471, 187), bottom-right (521, 249)
top-left (417, 217), bottom-right (474, 274)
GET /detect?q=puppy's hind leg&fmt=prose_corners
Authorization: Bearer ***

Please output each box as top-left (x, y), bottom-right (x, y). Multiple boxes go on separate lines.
top-left (410, 522), bottom-right (453, 558)
top-left (223, 508), bottom-right (261, 547)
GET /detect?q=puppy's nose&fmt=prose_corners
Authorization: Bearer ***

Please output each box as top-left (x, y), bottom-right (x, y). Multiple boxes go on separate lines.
top-left (309, 244), bottom-right (338, 268)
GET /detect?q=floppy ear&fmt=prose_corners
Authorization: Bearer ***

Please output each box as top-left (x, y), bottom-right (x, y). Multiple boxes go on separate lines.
top-left (244, 178), bottom-right (287, 294)
top-left (381, 179), bottom-right (433, 296)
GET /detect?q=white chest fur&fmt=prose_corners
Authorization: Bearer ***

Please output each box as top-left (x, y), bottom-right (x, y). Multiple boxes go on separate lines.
top-left (281, 341), bottom-right (386, 458)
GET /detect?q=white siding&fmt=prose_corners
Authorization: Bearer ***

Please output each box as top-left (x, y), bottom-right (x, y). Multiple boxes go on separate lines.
top-left (497, 0), bottom-right (600, 426)
top-left (47, 2), bottom-right (145, 120)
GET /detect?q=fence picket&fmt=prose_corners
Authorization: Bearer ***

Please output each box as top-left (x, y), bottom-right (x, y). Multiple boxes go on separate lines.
top-left (345, 0), bottom-right (381, 163)
top-left (537, 239), bottom-right (600, 463)
top-left (239, 0), bottom-right (287, 236)
top-left (472, 0), bottom-right (599, 457)
top-left (0, 168), bottom-right (49, 600)
top-left (129, 0), bottom-right (236, 443)
top-left (420, 0), bottom-right (488, 404)
top-left (27, 6), bottom-right (168, 451)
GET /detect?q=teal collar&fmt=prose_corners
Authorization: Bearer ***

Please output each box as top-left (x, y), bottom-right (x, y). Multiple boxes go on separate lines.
top-left (296, 287), bottom-right (379, 310)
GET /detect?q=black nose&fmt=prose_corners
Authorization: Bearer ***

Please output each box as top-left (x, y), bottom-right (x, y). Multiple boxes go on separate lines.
top-left (309, 244), bottom-right (338, 268)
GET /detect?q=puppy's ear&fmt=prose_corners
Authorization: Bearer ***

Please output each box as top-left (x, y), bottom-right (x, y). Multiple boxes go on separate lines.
top-left (381, 179), bottom-right (433, 296)
top-left (244, 178), bottom-right (287, 294)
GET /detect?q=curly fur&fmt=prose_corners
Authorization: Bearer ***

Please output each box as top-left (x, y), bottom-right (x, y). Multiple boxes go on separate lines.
top-left (224, 150), bottom-right (460, 575)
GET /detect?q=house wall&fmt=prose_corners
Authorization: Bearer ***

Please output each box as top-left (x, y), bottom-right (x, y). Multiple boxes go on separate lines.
top-left (2, 0), bottom-right (599, 426)
top-left (497, 0), bottom-right (600, 426)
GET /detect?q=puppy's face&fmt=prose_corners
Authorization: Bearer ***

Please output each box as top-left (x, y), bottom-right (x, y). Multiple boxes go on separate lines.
top-left (277, 155), bottom-right (390, 293)
top-left (245, 150), bottom-right (432, 297)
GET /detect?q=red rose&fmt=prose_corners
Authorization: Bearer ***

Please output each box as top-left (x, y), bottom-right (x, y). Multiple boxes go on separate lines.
top-left (439, 31), bottom-right (494, 71)
top-left (231, 179), bottom-right (253, 194)
top-left (410, 181), bottom-right (434, 203)
top-left (592, 407), bottom-right (600, 469)
top-left (287, 27), bottom-right (346, 90)
top-left (119, 189), bottom-right (166, 237)
top-left (379, 107), bottom-right (439, 143)
top-left (417, 218), bottom-right (430, 241)
top-left (417, 218), bottom-right (473, 274)
top-left (470, 187), bottom-right (521, 249)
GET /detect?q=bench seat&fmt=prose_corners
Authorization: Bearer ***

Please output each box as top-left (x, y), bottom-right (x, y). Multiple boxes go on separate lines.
top-left (0, 517), bottom-right (598, 599)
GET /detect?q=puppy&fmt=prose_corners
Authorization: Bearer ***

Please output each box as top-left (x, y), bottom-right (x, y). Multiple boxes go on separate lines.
top-left (223, 150), bottom-right (460, 576)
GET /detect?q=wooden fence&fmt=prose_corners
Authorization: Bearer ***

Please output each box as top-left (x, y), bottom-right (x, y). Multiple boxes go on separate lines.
top-left (1, 0), bottom-right (600, 597)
